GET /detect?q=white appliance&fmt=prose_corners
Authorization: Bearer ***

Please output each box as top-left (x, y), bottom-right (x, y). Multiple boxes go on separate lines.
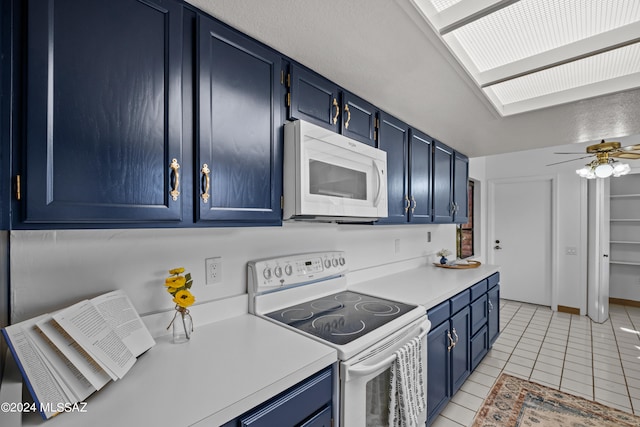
top-left (248, 251), bottom-right (430, 427)
top-left (283, 120), bottom-right (388, 222)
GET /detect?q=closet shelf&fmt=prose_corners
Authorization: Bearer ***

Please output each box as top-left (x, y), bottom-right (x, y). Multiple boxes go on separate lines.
top-left (610, 241), bottom-right (640, 245)
top-left (610, 261), bottom-right (640, 266)
top-left (610, 194), bottom-right (640, 199)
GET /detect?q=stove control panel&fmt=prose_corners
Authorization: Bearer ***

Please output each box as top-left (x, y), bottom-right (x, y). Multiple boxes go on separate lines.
top-left (248, 251), bottom-right (347, 294)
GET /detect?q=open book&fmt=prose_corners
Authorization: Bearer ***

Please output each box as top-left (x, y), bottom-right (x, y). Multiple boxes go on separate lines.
top-left (1, 290), bottom-right (155, 420)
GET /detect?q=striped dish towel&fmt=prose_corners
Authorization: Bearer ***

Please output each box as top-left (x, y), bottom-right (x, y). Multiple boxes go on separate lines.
top-left (388, 337), bottom-right (426, 427)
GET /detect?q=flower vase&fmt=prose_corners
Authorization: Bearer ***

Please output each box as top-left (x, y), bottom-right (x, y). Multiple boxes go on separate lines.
top-left (172, 309), bottom-right (193, 344)
top-left (440, 256), bottom-right (448, 265)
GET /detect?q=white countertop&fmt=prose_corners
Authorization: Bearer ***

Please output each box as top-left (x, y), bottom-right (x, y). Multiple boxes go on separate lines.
top-left (349, 263), bottom-right (500, 309)
top-left (7, 313), bottom-right (336, 427)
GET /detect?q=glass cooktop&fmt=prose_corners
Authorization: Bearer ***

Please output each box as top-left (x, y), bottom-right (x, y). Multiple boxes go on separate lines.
top-left (265, 291), bottom-right (416, 345)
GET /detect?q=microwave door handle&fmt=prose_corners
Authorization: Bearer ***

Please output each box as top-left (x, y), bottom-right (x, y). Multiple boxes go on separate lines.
top-left (345, 319), bottom-right (430, 379)
top-left (373, 160), bottom-right (383, 207)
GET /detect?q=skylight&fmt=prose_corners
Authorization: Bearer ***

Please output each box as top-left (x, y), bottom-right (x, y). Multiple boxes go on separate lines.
top-left (411, 0), bottom-right (640, 116)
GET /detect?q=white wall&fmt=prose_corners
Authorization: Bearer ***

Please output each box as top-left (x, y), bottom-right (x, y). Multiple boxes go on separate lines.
top-left (9, 222), bottom-right (456, 323)
top-left (471, 136), bottom-right (640, 312)
top-left (470, 142), bottom-right (589, 313)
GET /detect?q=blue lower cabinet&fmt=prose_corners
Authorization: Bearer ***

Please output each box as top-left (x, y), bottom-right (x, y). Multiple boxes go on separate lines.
top-left (426, 305), bottom-right (471, 426)
top-left (426, 321), bottom-right (451, 424)
top-left (470, 325), bottom-right (489, 370)
top-left (223, 367), bottom-right (333, 427)
top-left (427, 276), bottom-right (499, 426)
top-left (450, 306), bottom-right (471, 395)
top-left (488, 284), bottom-right (500, 346)
top-left (300, 405), bottom-right (332, 427)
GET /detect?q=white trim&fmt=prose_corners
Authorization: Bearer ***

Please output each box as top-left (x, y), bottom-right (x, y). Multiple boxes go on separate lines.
top-left (488, 175), bottom-right (557, 309)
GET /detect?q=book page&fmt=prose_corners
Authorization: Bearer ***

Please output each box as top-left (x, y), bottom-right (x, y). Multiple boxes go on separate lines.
top-left (2, 320), bottom-right (70, 420)
top-left (27, 324), bottom-right (96, 402)
top-left (91, 290), bottom-right (155, 357)
top-left (36, 315), bottom-right (111, 391)
top-left (53, 300), bottom-right (135, 380)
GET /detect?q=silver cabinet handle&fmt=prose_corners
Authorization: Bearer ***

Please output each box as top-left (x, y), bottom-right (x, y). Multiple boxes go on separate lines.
top-left (452, 328), bottom-right (459, 345)
top-left (488, 300), bottom-right (494, 312)
top-left (447, 330), bottom-right (455, 352)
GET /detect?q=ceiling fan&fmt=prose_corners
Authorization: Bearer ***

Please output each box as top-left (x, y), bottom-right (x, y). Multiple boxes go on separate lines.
top-left (548, 140), bottom-right (640, 179)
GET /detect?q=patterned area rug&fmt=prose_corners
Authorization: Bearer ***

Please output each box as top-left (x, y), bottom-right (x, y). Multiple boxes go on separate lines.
top-left (473, 373), bottom-right (640, 427)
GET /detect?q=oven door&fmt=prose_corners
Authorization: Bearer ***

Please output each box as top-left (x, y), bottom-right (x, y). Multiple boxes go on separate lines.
top-left (340, 316), bottom-right (430, 427)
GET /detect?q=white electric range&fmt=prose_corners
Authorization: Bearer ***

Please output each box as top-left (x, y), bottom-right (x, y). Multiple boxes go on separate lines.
top-left (248, 251), bottom-right (430, 427)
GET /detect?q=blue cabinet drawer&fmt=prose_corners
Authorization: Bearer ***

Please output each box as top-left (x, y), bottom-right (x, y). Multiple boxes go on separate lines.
top-left (470, 294), bottom-right (488, 335)
top-left (427, 300), bottom-right (449, 329)
top-left (234, 367), bottom-right (333, 427)
top-left (488, 272), bottom-right (500, 289)
top-left (470, 279), bottom-right (488, 301)
top-left (450, 289), bottom-right (470, 315)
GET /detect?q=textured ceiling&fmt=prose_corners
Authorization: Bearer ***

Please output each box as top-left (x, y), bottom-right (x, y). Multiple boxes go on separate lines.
top-left (187, 0), bottom-right (640, 158)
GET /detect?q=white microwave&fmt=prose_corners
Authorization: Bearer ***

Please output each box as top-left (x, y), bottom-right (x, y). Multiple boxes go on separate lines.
top-left (283, 120), bottom-right (388, 222)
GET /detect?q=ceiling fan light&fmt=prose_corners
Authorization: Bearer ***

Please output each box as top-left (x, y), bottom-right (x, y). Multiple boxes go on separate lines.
top-left (576, 167), bottom-right (591, 178)
top-left (612, 162), bottom-right (631, 177)
top-left (594, 163), bottom-right (614, 178)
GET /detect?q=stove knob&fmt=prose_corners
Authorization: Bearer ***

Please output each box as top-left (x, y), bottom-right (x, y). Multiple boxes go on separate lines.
top-left (284, 265), bottom-right (293, 276)
top-left (332, 258), bottom-right (338, 267)
top-left (324, 259), bottom-right (331, 269)
top-left (263, 268), bottom-right (272, 280)
top-left (274, 266), bottom-right (282, 278)
top-left (339, 257), bottom-right (345, 266)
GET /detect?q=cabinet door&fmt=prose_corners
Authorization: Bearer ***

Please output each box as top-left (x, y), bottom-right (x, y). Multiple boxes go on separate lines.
top-left (377, 112), bottom-right (409, 224)
top-left (289, 65), bottom-right (340, 133)
top-left (409, 129), bottom-right (432, 223)
top-left (23, 0), bottom-right (183, 225)
top-left (238, 367), bottom-right (332, 427)
top-left (470, 325), bottom-right (488, 370)
top-left (488, 284), bottom-right (500, 346)
top-left (341, 91), bottom-right (377, 146)
top-left (197, 16), bottom-right (282, 225)
top-left (453, 151), bottom-right (469, 223)
top-left (432, 141), bottom-right (454, 223)
top-left (450, 306), bottom-right (471, 395)
top-left (426, 321), bottom-right (451, 425)
top-left (300, 405), bottom-right (332, 427)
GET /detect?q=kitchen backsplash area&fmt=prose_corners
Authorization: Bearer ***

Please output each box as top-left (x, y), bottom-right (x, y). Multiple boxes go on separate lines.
top-left (9, 223), bottom-right (455, 323)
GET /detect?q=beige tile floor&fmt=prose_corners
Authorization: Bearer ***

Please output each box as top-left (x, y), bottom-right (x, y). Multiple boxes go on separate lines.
top-left (431, 300), bottom-right (640, 427)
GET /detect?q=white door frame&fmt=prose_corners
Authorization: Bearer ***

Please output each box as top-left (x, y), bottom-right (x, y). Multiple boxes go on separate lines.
top-left (487, 175), bottom-right (558, 310)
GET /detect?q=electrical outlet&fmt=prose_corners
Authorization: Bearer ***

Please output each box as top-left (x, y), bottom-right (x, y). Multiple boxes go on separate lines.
top-left (205, 257), bottom-right (222, 285)
top-left (427, 231), bottom-right (431, 243)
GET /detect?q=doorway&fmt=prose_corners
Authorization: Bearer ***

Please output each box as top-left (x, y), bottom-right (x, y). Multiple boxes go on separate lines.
top-left (489, 177), bottom-right (555, 307)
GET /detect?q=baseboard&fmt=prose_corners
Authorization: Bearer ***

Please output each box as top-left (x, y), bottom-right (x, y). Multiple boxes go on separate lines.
top-left (609, 297), bottom-right (640, 308)
top-left (557, 305), bottom-right (580, 315)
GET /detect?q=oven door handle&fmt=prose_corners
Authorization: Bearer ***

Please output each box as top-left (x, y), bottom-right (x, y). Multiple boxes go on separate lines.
top-left (345, 320), bottom-right (430, 378)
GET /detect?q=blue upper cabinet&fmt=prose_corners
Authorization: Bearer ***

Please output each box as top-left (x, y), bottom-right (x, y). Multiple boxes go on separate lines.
top-left (377, 113), bottom-right (433, 224)
top-left (289, 65), bottom-right (340, 133)
top-left (432, 141), bottom-right (454, 223)
top-left (21, 0), bottom-right (184, 226)
top-left (376, 112), bottom-right (409, 224)
top-left (196, 15), bottom-right (282, 225)
top-left (341, 91), bottom-right (377, 147)
top-left (409, 129), bottom-right (433, 223)
top-left (453, 151), bottom-right (469, 224)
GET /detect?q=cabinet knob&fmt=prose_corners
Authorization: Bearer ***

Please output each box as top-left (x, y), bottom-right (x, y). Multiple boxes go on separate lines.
top-left (201, 164), bottom-right (211, 203)
top-left (344, 104), bottom-right (351, 129)
top-left (332, 98), bottom-right (340, 125)
top-left (169, 158), bottom-right (181, 201)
